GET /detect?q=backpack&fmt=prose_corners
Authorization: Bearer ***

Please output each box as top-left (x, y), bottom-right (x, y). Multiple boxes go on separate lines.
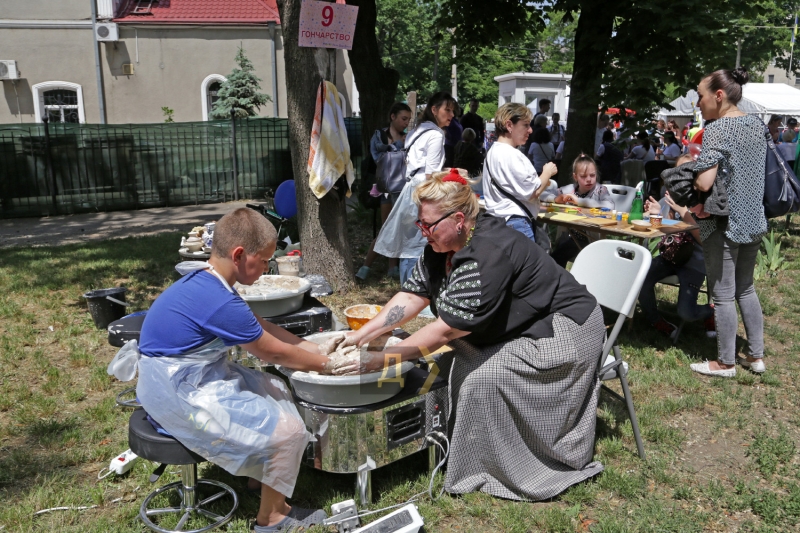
top-left (763, 124), bottom-right (800, 218)
top-left (365, 129), bottom-right (390, 178)
top-left (375, 130), bottom-right (425, 194)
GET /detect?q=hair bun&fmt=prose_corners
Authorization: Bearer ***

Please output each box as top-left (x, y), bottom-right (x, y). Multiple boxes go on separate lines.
top-left (731, 66), bottom-right (749, 86)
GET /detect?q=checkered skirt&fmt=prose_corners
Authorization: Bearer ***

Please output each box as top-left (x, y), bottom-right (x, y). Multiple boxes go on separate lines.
top-left (442, 305), bottom-right (605, 501)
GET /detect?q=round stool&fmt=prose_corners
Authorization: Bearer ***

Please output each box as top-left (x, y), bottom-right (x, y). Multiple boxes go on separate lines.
top-left (128, 409), bottom-right (239, 533)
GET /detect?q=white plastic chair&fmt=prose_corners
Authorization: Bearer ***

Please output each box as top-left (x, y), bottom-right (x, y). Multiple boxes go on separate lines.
top-left (607, 185), bottom-right (636, 213)
top-left (571, 240), bottom-right (651, 460)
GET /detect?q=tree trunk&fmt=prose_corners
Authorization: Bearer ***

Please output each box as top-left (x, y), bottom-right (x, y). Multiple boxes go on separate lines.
top-left (275, 0), bottom-right (355, 292)
top-left (345, 0), bottom-right (400, 156)
top-left (558, 2), bottom-right (616, 185)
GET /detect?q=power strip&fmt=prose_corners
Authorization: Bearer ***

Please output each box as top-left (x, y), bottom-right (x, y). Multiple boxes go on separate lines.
top-left (109, 449), bottom-right (139, 475)
top-left (352, 504), bottom-right (424, 533)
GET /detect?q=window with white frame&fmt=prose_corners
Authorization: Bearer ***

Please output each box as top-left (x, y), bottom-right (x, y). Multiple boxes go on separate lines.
top-left (32, 81), bottom-right (86, 123)
top-left (207, 82), bottom-right (222, 115)
top-left (201, 74), bottom-right (227, 120)
top-left (44, 89), bottom-right (80, 123)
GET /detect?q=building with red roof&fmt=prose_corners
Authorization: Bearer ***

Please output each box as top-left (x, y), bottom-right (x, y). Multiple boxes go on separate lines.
top-left (0, 0), bottom-right (356, 124)
top-left (114, 0), bottom-right (280, 26)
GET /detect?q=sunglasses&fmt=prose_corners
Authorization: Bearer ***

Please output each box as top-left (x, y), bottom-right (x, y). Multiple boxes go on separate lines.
top-left (415, 211), bottom-right (456, 236)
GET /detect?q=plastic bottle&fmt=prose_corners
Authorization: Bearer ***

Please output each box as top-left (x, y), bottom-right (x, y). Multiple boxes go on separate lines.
top-left (629, 189), bottom-right (644, 221)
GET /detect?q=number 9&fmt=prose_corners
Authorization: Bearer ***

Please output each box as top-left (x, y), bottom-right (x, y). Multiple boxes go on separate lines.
top-left (322, 5), bottom-right (334, 26)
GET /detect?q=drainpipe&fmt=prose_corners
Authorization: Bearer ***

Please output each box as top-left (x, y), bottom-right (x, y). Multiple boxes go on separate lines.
top-left (91, 0), bottom-right (107, 123)
top-left (269, 22), bottom-right (279, 118)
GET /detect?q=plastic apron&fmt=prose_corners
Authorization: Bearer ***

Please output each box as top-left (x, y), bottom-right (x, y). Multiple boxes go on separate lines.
top-left (373, 172), bottom-right (428, 259)
top-left (110, 261), bottom-right (311, 497)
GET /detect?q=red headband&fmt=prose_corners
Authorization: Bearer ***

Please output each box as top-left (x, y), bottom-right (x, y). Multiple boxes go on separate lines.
top-left (442, 168), bottom-right (468, 186)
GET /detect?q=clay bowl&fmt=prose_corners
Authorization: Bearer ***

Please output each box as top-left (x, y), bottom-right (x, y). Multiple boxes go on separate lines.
top-left (344, 304), bottom-right (382, 330)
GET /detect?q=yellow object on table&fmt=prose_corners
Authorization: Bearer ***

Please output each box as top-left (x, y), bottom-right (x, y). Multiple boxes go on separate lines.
top-left (547, 213), bottom-right (585, 222)
top-left (584, 217), bottom-right (619, 227)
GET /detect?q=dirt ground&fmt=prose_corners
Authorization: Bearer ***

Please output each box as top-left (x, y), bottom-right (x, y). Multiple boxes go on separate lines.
top-left (0, 201), bottom-right (252, 249)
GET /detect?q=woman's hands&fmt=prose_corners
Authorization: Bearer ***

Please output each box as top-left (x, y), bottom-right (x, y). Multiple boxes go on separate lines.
top-left (317, 332), bottom-right (346, 356)
top-left (644, 196), bottom-right (661, 215)
top-left (662, 191), bottom-right (688, 217)
top-left (329, 350), bottom-right (383, 376)
top-left (541, 162), bottom-right (558, 180)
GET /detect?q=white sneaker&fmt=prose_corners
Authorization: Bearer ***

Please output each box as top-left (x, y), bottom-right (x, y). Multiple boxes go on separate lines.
top-left (690, 360), bottom-right (736, 378)
top-left (737, 356), bottom-right (766, 374)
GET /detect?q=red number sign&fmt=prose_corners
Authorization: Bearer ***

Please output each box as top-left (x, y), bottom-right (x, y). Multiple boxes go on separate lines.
top-left (321, 5), bottom-right (334, 26)
top-left (299, 0), bottom-right (358, 50)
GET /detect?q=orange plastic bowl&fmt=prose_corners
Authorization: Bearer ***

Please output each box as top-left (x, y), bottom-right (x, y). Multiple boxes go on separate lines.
top-left (344, 304), bottom-right (382, 330)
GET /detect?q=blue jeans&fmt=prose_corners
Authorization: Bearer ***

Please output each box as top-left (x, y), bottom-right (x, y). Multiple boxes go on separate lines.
top-left (399, 257), bottom-right (417, 286)
top-left (638, 256), bottom-right (713, 325)
top-left (505, 216), bottom-right (536, 242)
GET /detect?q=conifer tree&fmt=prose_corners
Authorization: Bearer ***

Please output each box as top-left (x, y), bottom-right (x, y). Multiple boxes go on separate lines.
top-left (210, 46), bottom-right (271, 119)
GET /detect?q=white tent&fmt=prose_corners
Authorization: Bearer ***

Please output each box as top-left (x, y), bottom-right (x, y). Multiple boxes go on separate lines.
top-left (659, 83), bottom-right (800, 122)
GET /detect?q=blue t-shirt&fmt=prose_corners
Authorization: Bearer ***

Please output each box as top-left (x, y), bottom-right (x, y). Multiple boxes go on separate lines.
top-left (139, 270), bottom-right (263, 357)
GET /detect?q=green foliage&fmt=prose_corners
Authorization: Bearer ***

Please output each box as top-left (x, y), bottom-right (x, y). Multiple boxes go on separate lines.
top-left (433, 0), bottom-right (797, 131)
top-left (755, 230), bottom-right (789, 280)
top-left (161, 106), bottom-right (174, 123)
top-left (377, 0), bottom-right (575, 117)
top-left (747, 426), bottom-right (796, 477)
top-left (210, 45), bottom-right (271, 120)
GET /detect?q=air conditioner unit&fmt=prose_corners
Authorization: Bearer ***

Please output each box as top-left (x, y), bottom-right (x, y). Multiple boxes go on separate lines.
top-left (95, 22), bottom-right (119, 42)
top-left (0, 60), bottom-right (19, 80)
top-left (122, 63), bottom-right (134, 75)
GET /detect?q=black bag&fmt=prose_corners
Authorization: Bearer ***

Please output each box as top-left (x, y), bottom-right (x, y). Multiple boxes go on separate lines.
top-left (376, 131), bottom-right (425, 194)
top-left (763, 125), bottom-right (800, 219)
top-left (658, 232), bottom-right (694, 266)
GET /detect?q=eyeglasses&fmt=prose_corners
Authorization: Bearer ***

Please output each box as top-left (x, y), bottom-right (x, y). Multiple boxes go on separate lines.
top-left (415, 211), bottom-right (456, 236)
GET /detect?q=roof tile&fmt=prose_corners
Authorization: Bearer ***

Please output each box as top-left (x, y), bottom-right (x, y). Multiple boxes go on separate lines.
top-left (114, 0), bottom-right (280, 24)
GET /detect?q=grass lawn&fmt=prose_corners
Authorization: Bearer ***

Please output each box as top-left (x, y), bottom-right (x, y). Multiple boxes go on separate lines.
top-left (1, 209), bottom-right (799, 532)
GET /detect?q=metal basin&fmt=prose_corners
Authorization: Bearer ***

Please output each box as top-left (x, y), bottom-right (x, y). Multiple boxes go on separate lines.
top-left (277, 332), bottom-right (415, 407)
top-left (236, 275), bottom-right (312, 317)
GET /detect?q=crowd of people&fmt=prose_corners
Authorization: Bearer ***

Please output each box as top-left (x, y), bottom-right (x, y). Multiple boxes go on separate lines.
top-left (361, 65), bottom-right (769, 381)
top-left (111, 67), bottom-right (770, 531)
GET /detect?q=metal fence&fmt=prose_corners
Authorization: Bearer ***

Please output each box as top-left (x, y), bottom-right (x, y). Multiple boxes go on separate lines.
top-left (0, 116), bottom-right (363, 219)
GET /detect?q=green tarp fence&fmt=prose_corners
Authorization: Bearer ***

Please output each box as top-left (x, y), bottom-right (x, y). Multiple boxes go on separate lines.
top-left (0, 117), bottom-right (363, 219)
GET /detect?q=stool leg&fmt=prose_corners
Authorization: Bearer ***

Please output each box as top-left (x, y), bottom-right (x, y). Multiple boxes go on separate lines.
top-left (181, 464), bottom-right (197, 509)
top-left (356, 469), bottom-right (372, 507)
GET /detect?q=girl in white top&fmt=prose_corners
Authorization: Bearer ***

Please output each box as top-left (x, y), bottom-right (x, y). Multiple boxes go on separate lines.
top-left (657, 131), bottom-right (682, 161)
top-left (625, 131), bottom-right (656, 162)
top-left (482, 102), bottom-right (556, 243)
top-left (373, 92), bottom-right (456, 285)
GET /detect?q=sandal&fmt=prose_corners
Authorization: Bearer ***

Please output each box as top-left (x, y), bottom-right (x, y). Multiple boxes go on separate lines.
top-left (251, 507), bottom-right (328, 532)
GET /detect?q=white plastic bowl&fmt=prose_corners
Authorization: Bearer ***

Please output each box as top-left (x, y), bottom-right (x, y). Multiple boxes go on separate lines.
top-left (277, 332), bottom-right (414, 407)
top-left (236, 275), bottom-right (312, 317)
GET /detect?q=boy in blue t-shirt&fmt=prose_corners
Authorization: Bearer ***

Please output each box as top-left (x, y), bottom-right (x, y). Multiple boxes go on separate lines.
top-left (138, 207), bottom-right (331, 532)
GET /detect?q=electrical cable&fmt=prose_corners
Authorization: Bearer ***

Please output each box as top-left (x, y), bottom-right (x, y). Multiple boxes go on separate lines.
top-left (351, 431), bottom-right (450, 520)
top-left (427, 434), bottom-right (450, 502)
top-left (34, 496), bottom-right (126, 516)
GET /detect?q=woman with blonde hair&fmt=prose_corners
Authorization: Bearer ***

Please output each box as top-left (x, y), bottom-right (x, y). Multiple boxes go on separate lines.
top-left (335, 168), bottom-right (605, 502)
top-left (481, 102), bottom-right (556, 245)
